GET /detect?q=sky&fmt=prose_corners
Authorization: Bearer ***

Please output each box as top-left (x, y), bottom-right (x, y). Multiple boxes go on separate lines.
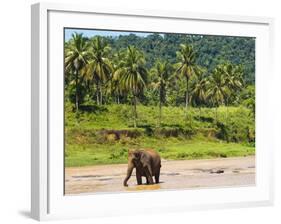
top-left (64, 28), bottom-right (155, 41)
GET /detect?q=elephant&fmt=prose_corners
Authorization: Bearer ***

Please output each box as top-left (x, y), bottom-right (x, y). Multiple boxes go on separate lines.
top-left (123, 148), bottom-right (161, 187)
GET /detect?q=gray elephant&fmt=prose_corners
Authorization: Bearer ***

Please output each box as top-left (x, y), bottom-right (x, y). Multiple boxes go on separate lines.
top-left (123, 149), bottom-right (161, 187)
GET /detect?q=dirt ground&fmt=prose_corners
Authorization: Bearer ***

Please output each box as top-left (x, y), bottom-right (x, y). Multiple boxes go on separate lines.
top-left (65, 156), bottom-right (255, 195)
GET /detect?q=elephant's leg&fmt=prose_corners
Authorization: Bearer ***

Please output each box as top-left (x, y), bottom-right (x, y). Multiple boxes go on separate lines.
top-left (146, 176), bottom-right (149, 184)
top-left (136, 169), bottom-right (142, 185)
top-left (155, 167), bottom-right (160, 184)
top-left (144, 165), bottom-right (154, 185)
top-left (123, 164), bottom-right (134, 187)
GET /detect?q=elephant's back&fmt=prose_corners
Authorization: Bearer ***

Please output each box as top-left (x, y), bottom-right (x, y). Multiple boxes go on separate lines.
top-left (144, 148), bottom-right (160, 157)
top-left (144, 148), bottom-right (161, 167)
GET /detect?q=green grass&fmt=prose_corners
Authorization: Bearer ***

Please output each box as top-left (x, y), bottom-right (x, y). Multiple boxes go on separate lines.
top-left (65, 134), bottom-right (255, 167)
top-left (65, 103), bottom-right (255, 167)
top-left (66, 103), bottom-right (254, 132)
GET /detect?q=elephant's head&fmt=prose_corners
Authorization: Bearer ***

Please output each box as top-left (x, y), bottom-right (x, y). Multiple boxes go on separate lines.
top-left (123, 149), bottom-right (141, 187)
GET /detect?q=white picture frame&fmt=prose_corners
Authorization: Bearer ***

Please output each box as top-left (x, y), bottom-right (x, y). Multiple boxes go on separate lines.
top-left (31, 2), bottom-right (274, 221)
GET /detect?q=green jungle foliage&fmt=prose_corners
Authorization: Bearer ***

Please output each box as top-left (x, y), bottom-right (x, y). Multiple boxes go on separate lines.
top-left (64, 31), bottom-right (255, 166)
top-left (103, 33), bottom-right (255, 83)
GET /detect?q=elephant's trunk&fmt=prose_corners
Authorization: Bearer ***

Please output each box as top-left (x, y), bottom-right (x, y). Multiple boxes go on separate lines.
top-left (123, 163), bottom-right (134, 187)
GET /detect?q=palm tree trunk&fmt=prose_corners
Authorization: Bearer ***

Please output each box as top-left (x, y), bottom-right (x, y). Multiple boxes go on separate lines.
top-left (158, 86), bottom-right (163, 127)
top-left (96, 81), bottom-right (100, 105)
top-left (133, 95), bottom-right (137, 128)
top-left (185, 77), bottom-right (189, 115)
top-left (100, 85), bottom-right (103, 105)
top-left (185, 77), bottom-right (191, 126)
top-left (159, 100), bottom-right (162, 127)
top-left (75, 69), bottom-right (79, 113)
top-left (215, 107), bottom-right (218, 123)
top-left (225, 100), bottom-right (228, 125)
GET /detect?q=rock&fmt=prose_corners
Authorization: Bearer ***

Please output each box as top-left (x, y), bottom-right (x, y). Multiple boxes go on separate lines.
top-left (210, 169), bottom-right (224, 174)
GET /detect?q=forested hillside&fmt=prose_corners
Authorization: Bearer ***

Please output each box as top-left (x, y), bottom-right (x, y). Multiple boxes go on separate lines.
top-left (105, 33), bottom-right (255, 84)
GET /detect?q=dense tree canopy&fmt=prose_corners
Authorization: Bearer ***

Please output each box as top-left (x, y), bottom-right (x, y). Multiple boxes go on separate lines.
top-left (104, 33), bottom-right (255, 84)
top-left (64, 32), bottom-right (255, 128)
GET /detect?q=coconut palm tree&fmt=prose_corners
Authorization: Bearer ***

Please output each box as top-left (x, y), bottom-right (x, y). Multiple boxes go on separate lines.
top-left (114, 46), bottom-right (147, 128)
top-left (82, 36), bottom-right (113, 105)
top-left (174, 44), bottom-right (201, 118)
top-left (206, 65), bottom-right (229, 122)
top-left (224, 63), bottom-right (244, 103)
top-left (106, 70), bottom-right (123, 104)
top-left (189, 70), bottom-right (207, 118)
top-left (218, 63), bottom-right (244, 123)
top-left (150, 60), bottom-right (173, 126)
top-left (108, 51), bottom-right (127, 104)
top-left (65, 32), bottom-right (90, 113)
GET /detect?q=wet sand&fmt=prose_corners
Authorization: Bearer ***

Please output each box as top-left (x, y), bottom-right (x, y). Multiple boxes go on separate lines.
top-left (65, 156), bottom-right (255, 195)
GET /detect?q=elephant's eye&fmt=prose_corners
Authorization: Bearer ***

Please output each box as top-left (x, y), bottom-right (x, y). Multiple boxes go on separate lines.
top-left (133, 158), bottom-right (139, 164)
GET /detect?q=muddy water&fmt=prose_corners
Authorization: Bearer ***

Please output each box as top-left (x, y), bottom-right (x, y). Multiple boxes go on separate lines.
top-left (126, 184), bottom-right (161, 191)
top-left (65, 156), bottom-right (255, 195)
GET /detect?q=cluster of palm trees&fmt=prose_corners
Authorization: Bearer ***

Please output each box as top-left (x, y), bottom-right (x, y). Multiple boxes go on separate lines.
top-left (65, 33), bottom-right (244, 127)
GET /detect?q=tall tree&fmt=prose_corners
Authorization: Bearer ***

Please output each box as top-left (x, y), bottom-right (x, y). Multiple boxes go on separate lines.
top-left (222, 63), bottom-right (244, 123)
top-left (109, 51), bottom-right (127, 104)
top-left (240, 85), bottom-right (255, 115)
top-left (174, 44), bottom-right (201, 118)
top-left (189, 70), bottom-right (207, 117)
top-left (65, 32), bottom-right (90, 113)
top-left (206, 65), bottom-right (229, 122)
top-left (82, 36), bottom-right (113, 105)
top-left (223, 63), bottom-right (244, 104)
top-left (150, 60), bottom-right (173, 126)
top-left (114, 46), bottom-right (147, 128)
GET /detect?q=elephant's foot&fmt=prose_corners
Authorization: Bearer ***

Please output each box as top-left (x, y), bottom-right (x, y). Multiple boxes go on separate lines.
top-left (146, 180), bottom-right (154, 185)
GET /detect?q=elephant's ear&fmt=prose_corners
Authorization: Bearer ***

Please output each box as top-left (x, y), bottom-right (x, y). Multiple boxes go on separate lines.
top-left (140, 152), bottom-right (149, 165)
